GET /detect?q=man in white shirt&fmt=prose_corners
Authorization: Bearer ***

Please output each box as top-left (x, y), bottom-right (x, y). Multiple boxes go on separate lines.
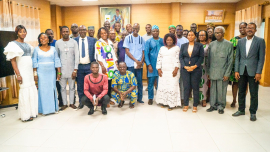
top-left (232, 23), bottom-right (266, 121)
top-left (74, 25), bottom-right (97, 109)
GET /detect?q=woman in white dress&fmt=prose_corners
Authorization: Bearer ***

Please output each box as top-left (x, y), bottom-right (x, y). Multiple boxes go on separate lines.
top-left (156, 33), bottom-right (181, 111)
top-left (4, 25), bottom-right (38, 122)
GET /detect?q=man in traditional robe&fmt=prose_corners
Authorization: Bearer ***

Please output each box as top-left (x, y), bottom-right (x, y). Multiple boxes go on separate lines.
top-left (206, 26), bottom-right (233, 114)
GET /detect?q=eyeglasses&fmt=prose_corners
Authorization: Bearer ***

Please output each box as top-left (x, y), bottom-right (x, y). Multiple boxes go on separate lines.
top-left (246, 27), bottom-right (255, 30)
top-left (214, 32), bottom-right (223, 35)
top-left (176, 29), bottom-right (183, 31)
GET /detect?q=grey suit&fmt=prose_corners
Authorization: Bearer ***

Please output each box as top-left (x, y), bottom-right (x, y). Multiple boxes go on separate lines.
top-left (207, 39), bottom-right (233, 110)
top-left (235, 36), bottom-right (266, 114)
top-left (235, 36), bottom-right (265, 76)
top-left (55, 38), bottom-right (79, 105)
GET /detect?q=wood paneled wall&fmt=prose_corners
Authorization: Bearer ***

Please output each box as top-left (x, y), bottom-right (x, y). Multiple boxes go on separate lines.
top-left (131, 3), bottom-right (171, 37)
top-left (15, 0), bottom-right (51, 33)
top-left (180, 3), bottom-right (236, 40)
top-left (61, 6), bottom-right (99, 36)
top-left (60, 3), bottom-right (235, 40)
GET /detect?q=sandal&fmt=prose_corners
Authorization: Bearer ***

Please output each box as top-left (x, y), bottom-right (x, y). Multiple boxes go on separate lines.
top-left (129, 103), bottom-right (134, 109)
top-left (168, 108), bottom-right (173, 111)
top-left (183, 106), bottom-right (189, 112)
top-left (22, 117), bottom-right (33, 122)
top-left (161, 104), bottom-right (165, 108)
top-left (231, 101), bottom-right (236, 107)
top-left (192, 107), bottom-right (197, 113)
top-left (110, 101), bottom-right (115, 105)
top-left (118, 100), bottom-right (125, 108)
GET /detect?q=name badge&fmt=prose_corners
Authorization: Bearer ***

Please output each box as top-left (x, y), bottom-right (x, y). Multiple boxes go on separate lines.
top-left (64, 43), bottom-right (69, 52)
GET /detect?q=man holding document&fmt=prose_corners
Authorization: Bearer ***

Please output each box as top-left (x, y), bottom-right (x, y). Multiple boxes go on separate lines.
top-left (123, 23), bottom-right (145, 103)
top-left (81, 62), bottom-right (110, 115)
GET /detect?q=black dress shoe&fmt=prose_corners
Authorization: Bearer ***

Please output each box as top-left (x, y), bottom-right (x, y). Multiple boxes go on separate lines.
top-left (88, 107), bottom-right (94, 115)
top-left (148, 99), bottom-right (153, 105)
top-left (206, 106), bottom-right (217, 112)
top-left (250, 114), bottom-right (257, 121)
top-left (78, 103), bottom-right (84, 109)
top-left (232, 111), bottom-right (245, 117)
top-left (218, 109), bottom-right (224, 114)
top-left (101, 105), bottom-right (107, 115)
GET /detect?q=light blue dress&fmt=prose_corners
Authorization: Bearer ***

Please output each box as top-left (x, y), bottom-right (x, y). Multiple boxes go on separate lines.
top-left (32, 46), bottom-right (61, 115)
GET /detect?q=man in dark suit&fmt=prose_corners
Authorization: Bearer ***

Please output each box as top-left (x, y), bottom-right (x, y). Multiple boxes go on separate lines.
top-left (74, 25), bottom-right (96, 109)
top-left (232, 23), bottom-right (266, 121)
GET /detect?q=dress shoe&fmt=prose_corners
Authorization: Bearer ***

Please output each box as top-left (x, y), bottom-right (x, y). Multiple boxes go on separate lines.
top-left (137, 100), bottom-right (144, 103)
top-left (250, 114), bottom-right (257, 121)
top-left (148, 99), bottom-right (153, 105)
top-left (218, 109), bottom-right (224, 114)
top-left (88, 107), bottom-right (94, 115)
top-left (78, 103), bottom-right (84, 109)
top-left (232, 111), bottom-right (245, 116)
top-left (60, 105), bottom-right (68, 111)
top-left (206, 106), bottom-right (217, 112)
top-left (101, 105), bottom-right (107, 115)
top-left (69, 104), bottom-right (77, 109)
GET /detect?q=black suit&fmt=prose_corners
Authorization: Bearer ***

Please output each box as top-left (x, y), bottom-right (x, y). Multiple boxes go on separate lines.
top-left (179, 42), bottom-right (204, 106)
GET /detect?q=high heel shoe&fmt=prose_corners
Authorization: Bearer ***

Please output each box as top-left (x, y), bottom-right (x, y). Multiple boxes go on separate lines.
top-left (183, 106), bottom-right (188, 112)
top-left (202, 100), bottom-right (206, 107)
top-left (192, 107), bottom-right (197, 113)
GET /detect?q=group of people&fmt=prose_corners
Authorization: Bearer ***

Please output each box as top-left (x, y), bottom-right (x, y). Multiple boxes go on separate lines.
top-left (4, 20), bottom-right (265, 122)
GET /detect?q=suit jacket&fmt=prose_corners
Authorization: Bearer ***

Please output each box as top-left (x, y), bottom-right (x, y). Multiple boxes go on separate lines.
top-left (235, 36), bottom-right (266, 76)
top-left (179, 42), bottom-right (204, 72)
top-left (74, 36), bottom-right (96, 63)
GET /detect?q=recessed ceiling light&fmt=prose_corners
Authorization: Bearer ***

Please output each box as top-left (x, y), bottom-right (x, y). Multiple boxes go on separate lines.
top-left (82, 0), bottom-right (98, 1)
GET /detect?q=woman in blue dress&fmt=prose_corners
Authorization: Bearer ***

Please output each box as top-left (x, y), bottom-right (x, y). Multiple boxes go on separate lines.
top-left (32, 33), bottom-right (61, 115)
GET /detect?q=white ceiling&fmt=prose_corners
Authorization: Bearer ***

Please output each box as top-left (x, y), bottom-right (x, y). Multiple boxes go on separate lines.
top-left (48, 0), bottom-right (241, 6)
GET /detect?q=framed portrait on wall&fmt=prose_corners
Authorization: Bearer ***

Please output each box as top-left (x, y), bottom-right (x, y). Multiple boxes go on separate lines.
top-left (99, 6), bottom-right (131, 31)
top-left (204, 10), bottom-right (225, 23)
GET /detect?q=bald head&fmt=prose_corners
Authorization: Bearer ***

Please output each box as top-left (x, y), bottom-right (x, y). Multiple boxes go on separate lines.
top-left (71, 23), bottom-right (79, 34)
top-left (132, 23), bottom-right (140, 35)
top-left (104, 21), bottom-right (110, 31)
top-left (79, 25), bottom-right (87, 38)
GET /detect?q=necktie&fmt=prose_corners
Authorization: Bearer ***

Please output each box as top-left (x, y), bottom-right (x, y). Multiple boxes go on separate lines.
top-left (82, 39), bottom-right (85, 58)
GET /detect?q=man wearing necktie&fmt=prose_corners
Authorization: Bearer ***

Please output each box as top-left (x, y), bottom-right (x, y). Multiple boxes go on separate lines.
top-left (74, 25), bottom-right (96, 109)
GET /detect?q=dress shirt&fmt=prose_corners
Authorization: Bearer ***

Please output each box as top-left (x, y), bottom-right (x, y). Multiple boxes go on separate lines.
top-left (246, 36), bottom-right (254, 57)
top-left (79, 37), bottom-right (90, 64)
top-left (123, 34), bottom-right (145, 67)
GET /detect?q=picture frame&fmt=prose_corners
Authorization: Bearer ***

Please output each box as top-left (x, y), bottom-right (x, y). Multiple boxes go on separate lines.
top-left (204, 10), bottom-right (225, 23)
top-left (99, 6), bottom-right (131, 31)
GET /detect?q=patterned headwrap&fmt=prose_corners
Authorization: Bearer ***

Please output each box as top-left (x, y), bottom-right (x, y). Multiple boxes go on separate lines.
top-left (168, 25), bottom-right (176, 30)
top-left (152, 25), bottom-right (159, 30)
